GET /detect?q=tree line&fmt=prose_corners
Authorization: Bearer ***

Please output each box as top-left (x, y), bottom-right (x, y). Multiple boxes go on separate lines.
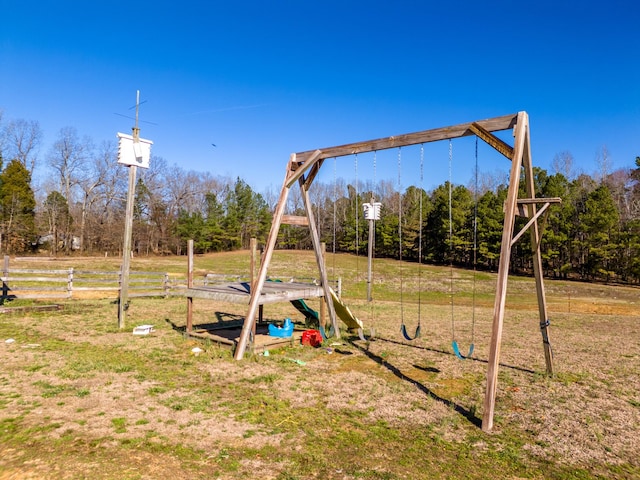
top-left (1, 115), bottom-right (639, 283)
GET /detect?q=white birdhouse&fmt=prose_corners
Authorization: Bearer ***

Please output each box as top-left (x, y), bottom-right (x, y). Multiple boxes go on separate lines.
top-left (363, 201), bottom-right (382, 221)
top-left (117, 132), bottom-right (153, 169)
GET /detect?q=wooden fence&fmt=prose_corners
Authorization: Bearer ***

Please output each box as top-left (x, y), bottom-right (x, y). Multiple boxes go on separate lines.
top-left (1, 257), bottom-right (341, 302)
top-left (1, 258), bottom-right (173, 301)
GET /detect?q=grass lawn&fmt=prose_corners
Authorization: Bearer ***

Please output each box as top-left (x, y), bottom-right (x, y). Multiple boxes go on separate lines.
top-left (0, 250), bottom-right (638, 479)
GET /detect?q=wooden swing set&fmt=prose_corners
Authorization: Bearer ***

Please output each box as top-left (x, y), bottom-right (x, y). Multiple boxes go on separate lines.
top-left (234, 111), bottom-right (560, 432)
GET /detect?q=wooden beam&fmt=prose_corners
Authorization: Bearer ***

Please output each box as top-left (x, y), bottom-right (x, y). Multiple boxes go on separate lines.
top-left (522, 132), bottom-right (555, 378)
top-left (517, 197), bottom-right (562, 204)
top-left (235, 159), bottom-right (293, 360)
top-left (281, 215), bottom-right (310, 226)
top-left (482, 111), bottom-right (528, 432)
top-left (468, 122), bottom-right (514, 160)
top-left (299, 177), bottom-right (340, 338)
top-left (303, 158), bottom-right (325, 190)
top-left (294, 113), bottom-right (519, 163)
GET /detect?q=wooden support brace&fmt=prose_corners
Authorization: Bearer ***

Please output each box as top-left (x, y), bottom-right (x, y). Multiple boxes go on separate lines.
top-left (510, 202), bottom-right (552, 246)
top-left (468, 122), bottom-right (514, 160)
top-left (304, 158), bottom-right (325, 190)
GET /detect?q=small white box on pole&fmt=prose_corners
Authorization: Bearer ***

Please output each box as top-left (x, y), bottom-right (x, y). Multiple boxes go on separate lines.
top-left (363, 202), bottom-right (382, 221)
top-left (117, 133), bottom-right (153, 169)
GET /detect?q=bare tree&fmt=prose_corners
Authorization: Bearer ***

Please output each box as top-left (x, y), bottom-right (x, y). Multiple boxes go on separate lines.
top-left (88, 143), bottom-right (127, 254)
top-left (76, 140), bottom-right (117, 252)
top-left (552, 151), bottom-right (576, 180)
top-left (595, 145), bottom-right (613, 185)
top-left (2, 118), bottom-right (43, 175)
top-left (47, 127), bottom-right (94, 251)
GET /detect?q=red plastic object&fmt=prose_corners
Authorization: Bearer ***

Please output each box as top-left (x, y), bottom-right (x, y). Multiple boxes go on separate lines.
top-left (301, 329), bottom-right (323, 348)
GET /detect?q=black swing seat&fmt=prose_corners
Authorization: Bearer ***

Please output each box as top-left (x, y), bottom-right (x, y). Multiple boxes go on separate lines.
top-left (401, 323), bottom-right (421, 341)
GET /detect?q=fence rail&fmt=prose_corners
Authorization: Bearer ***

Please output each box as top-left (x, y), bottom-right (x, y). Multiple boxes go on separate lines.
top-left (1, 266), bottom-right (174, 301)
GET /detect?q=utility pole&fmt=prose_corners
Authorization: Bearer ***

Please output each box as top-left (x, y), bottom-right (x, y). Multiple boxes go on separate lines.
top-left (117, 90), bottom-right (153, 328)
top-left (363, 197), bottom-right (381, 302)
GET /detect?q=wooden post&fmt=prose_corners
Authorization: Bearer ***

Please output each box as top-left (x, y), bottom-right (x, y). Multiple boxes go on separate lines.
top-left (367, 216), bottom-right (375, 302)
top-left (163, 273), bottom-right (169, 298)
top-left (67, 268), bottom-right (74, 299)
top-left (522, 133), bottom-right (554, 376)
top-left (481, 112), bottom-right (528, 432)
top-left (2, 255), bottom-right (9, 300)
top-left (320, 242), bottom-right (327, 329)
top-left (118, 162), bottom-right (137, 329)
top-left (186, 239), bottom-right (194, 333)
top-left (250, 238), bottom-right (258, 337)
top-left (299, 177), bottom-right (340, 338)
top-left (235, 160), bottom-right (293, 360)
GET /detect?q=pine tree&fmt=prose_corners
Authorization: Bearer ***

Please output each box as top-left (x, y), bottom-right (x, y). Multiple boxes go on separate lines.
top-left (0, 159), bottom-right (36, 253)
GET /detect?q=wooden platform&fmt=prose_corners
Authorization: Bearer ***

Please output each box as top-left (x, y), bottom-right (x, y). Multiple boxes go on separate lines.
top-left (183, 279), bottom-right (322, 353)
top-left (185, 280), bottom-right (324, 304)
top-left (187, 322), bottom-right (304, 353)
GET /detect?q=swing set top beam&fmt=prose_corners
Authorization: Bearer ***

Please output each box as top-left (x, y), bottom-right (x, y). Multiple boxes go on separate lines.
top-left (292, 112), bottom-right (519, 166)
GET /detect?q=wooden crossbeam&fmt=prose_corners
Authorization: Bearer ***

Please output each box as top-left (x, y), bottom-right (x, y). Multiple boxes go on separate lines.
top-left (517, 197), bottom-right (562, 204)
top-left (282, 215), bottom-right (309, 226)
top-left (515, 197), bottom-right (562, 217)
top-left (294, 113), bottom-right (518, 163)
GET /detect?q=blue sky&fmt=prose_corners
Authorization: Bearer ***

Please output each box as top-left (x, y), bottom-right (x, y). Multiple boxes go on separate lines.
top-left (1, 1), bottom-right (639, 194)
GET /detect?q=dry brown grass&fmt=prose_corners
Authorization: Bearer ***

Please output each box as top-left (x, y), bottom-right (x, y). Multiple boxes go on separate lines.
top-left (0, 251), bottom-right (639, 479)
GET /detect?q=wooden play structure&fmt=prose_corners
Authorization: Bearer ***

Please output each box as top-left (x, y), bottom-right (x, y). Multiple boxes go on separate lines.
top-left (232, 111), bottom-right (559, 432)
top-left (183, 238), bottom-right (361, 353)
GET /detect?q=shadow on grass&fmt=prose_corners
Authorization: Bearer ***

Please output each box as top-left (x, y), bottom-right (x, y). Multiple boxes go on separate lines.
top-left (349, 338), bottom-right (483, 428)
top-left (165, 312), bottom-right (245, 334)
top-left (373, 335), bottom-right (536, 375)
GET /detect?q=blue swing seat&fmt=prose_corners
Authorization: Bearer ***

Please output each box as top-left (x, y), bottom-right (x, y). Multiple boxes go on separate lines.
top-left (452, 340), bottom-right (474, 360)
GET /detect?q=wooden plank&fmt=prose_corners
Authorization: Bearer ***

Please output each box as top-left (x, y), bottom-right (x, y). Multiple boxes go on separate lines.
top-left (5, 294), bottom-right (69, 299)
top-left (282, 215), bottom-right (310, 226)
top-left (1, 276), bottom-right (67, 282)
top-left (2, 268), bottom-right (69, 274)
top-left (294, 113), bottom-right (518, 163)
top-left (517, 197), bottom-right (562, 204)
top-left (8, 286), bottom-right (68, 291)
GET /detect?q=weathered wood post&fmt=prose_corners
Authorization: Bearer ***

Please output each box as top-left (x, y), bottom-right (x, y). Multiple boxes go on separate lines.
top-left (186, 239), bottom-right (194, 333)
top-left (2, 256), bottom-right (9, 300)
top-left (67, 268), bottom-right (74, 299)
top-left (320, 242), bottom-right (327, 329)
